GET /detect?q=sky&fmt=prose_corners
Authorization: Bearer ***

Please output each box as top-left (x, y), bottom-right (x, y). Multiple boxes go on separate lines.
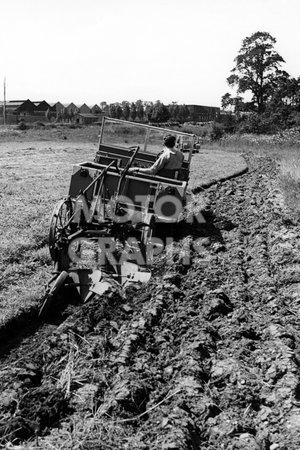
top-left (0, 0), bottom-right (300, 108)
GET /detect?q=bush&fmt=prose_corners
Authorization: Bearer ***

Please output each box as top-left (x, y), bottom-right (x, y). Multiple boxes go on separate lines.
top-left (236, 112), bottom-right (284, 134)
top-left (287, 112), bottom-right (300, 128)
top-left (210, 122), bottom-right (225, 141)
top-left (17, 120), bottom-right (27, 130)
top-left (217, 114), bottom-right (237, 133)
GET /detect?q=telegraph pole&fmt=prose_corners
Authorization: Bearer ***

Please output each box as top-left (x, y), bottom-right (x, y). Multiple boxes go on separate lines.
top-left (3, 77), bottom-right (6, 126)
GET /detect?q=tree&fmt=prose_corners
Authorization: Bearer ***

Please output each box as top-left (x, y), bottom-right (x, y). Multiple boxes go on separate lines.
top-left (130, 102), bottom-right (137, 121)
top-left (221, 93), bottom-right (247, 119)
top-left (135, 100), bottom-right (144, 122)
top-left (268, 73), bottom-right (300, 109)
top-left (115, 103), bottom-right (123, 119)
top-left (262, 73), bottom-right (300, 128)
top-left (221, 93), bottom-right (234, 111)
top-left (227, 32), bottom-right (285, 114)
top-left (177, 104), bottom-right (190, 123)
top-left (294, 77), bottom-right (300, 112)
top-left (168, 102), bottom-right (179, 121)
top-left (122, 101), bottom-right (130, 120)
top-left (100, 101), bottom-right (109, 115)
top-left (144, 102), bottom-right (154, 122)
top-left (108, 103), bottom-right (117, 118)
top-left (150, 101), bottom-right (169, 123)
top-left (109, 103), bottom-right (122, 119)
top-left (233, 96), bottom-right (245, 116)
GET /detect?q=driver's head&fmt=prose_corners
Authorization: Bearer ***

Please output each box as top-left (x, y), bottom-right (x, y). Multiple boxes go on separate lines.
top-left (163, 134), bottom-right (176, 149)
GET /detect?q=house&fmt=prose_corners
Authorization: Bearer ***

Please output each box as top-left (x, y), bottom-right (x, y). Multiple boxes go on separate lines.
top-left (66, 103), bottom-right (79, 115)
top-left (0, 98), bottom-right (106, 124)
top-left (186, 105), bottom-right (220, 122)
top-left (0, 99), bottom-right (41, 124)
top-left (79, 103), bottom-right (91, 114)
top-left (4, 99), bottom-right (36, 116)
top-left (49, 102), bottom-right (65, 115)
top-left (33, 100), bottom-right (51, 113)
top-left (90, 104), bottom-right (102, 114)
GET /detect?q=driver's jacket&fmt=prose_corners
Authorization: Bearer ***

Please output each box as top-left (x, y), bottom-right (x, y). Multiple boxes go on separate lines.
top-left (146, 147), bottom-right (184, 175)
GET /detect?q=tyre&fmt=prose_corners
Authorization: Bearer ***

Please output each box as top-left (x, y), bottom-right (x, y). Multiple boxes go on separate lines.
top-left (49, 198), bottom-right (73, 261)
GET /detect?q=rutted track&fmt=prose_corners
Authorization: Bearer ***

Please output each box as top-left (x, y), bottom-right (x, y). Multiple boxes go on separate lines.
top-left (1, 154), bottom-right (300, 448)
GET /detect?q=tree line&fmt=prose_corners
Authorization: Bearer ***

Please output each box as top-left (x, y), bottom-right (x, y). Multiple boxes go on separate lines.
top-left (221, 31), bottom-right (300, 134)
top-left (98, 100), bottom-right (191, 124)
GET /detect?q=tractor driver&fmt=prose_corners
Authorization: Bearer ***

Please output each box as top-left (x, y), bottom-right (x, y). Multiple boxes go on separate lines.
top-left (127, 134), bottom-right (184, 177)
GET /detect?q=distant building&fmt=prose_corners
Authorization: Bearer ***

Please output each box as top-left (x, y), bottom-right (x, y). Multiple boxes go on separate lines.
top-left (90, 104), bottom-right (102, 114)
top-left (0, 99), bottom-right (49, 124)
top-left (33, 100), bottom-right (51, 113)
top-left (66, 102), bottom-right (79, 115)
top-left (49, 102), bottom-right (65, 115)
top-left (4, 99), bottom-right (35, 116)
top-left (79, 103), bottom-right (91, 114)
top-left (186, 105), bottom-right (220, 122)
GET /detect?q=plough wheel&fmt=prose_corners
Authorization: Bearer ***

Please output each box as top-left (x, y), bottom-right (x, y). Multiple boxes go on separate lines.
top-left (39, 271), bottom-right (69, 319)
top-left (49, 198), bottom-right (73, 262)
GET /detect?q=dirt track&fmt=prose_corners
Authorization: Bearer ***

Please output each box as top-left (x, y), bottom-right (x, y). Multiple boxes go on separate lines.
top-left (1, 153), bottom-right (300, 449)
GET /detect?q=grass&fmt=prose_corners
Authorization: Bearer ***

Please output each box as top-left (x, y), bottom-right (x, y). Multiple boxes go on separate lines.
top-left (0, 138), bottom-right (96, 324)
top-left (0, 123), bottom-right (101, 143)
top-left (189, 148), bottom-right (247, 190)
top-left (219, 127), bottom-right (300, 152)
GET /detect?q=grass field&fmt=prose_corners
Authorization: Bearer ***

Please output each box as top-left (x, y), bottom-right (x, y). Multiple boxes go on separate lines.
top-left (0, 137), bottom-right (96, 324)
top-left (1, 124), bottom-right (299, 326)
top-left (189, 148), bottom-right (247, 189)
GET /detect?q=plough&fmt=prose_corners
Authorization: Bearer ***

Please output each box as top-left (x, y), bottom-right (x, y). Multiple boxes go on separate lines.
top-left (39, 117), bottom-right (197, 317)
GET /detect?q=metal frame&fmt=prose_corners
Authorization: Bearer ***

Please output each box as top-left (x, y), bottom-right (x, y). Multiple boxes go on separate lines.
top-left (42, 118), bottom-right (195, 318)
top-left (98, 116), bottom-right (196, 164)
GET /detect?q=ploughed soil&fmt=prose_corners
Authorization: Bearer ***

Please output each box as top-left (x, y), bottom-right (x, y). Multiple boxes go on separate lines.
top-left (1, 153), bottom-right (300, 449)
